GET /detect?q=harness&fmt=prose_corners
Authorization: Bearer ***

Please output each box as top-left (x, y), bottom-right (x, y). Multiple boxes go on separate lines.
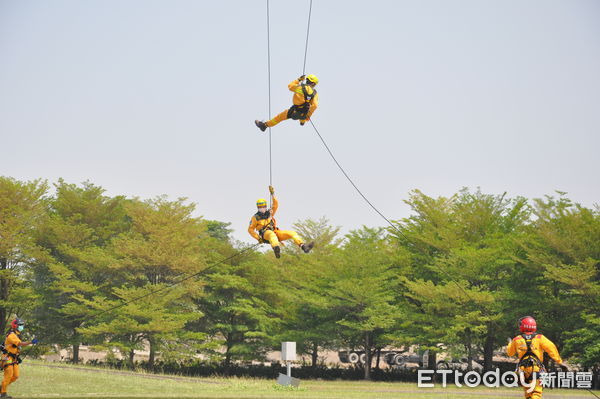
top-left (287, 84), bottom-right (317, 120)
top-left (254, 210), bottom-right (277, 238)
top-left (517, 333), bottom-right (545, 382)
top-left (1, 331), bottom-right (21, 368)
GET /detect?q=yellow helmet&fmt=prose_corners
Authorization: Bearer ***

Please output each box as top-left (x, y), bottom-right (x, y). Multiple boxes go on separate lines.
top-left (256, 198), bottom-right (267, 208)
top-left (306, 74), bottom-right (319, 85)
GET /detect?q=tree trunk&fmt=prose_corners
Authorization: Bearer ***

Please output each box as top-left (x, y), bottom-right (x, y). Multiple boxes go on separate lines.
top-left (464, 328), bottom-right (473, 372)
top-left (224, 336), bottom-right (232, 376)
top-left (148, 336), bottom-right (156, 370)
top-left (483, 325), bottom-right (495, 372)
top-left (375, 348), bottom-right (381, 371)
top-left (72, 343), bottom-right (80, 364)
top-left (128, 348), bottom-right (135, 369)
top-left (0, 258), bottom-right (8, 328)
top-left (363, 332), bottom-right (372, 380)
top-left (311, 342), bottom-right (318, 369)
top-left (466, 343), bottom-right (473, 372)
top-left (428, 349), bottom-right (437, 370)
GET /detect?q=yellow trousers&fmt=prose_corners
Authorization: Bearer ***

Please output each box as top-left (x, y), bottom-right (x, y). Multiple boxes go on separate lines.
top-left (523, 382), bottom-right (543, 399)
top-left (520, 369), bottom-right (543, 399)
top-left (1, 364), bottom-right (19, 394)
top-left (266, 109), bottom-right (291, 127)
top-left (266, 109), bottom-right (309, 127)
top-left (263, 229), bottom-right (303, 248)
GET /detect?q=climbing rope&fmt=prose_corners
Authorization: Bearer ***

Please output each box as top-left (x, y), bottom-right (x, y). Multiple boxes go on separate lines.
top-left (309, 120), bottom-right (396, 230)
top-left (295, 0), bottom-right (474, 302)
top-left (266, 0), bottom-right (273, 194)
top-left (264, 0), bottom-right (311, 198)
top-left (302, 0), bottom-right (313, 75)
top-left (587, 389), bottom-right (600, 399)
top-left (308, 120), bottom-right (476, 303)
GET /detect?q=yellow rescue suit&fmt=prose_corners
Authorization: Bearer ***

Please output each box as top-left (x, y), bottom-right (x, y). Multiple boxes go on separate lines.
top-left (247, 195), bottom-right (303, 248)
top-left (507, 333), bottom-right (562, 399)
top-left (266, 79), bottom-right (319, 127)
top-left (1, 332), bottom-right (21, 395)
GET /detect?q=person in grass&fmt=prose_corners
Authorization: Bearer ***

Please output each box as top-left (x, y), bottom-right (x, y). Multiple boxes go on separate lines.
top-left (1, 318), bottom-right (38, 399)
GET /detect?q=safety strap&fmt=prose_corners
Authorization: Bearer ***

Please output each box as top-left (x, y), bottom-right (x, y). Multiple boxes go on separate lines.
top-left (1, 332), bottom-right (20, 369)
top-left (254, 210), bottom-right (271, 221)
top-left (301, 84), bottom-right (316, 103)
top-left (518, 334), bottom-right (545, 371)
top-left (258, 226), bottom-right (273, 238)
top-left (255, 211), bottom-right (276, 237)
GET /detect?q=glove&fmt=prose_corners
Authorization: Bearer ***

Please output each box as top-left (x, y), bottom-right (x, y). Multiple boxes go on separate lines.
top-left (298, 75), bottom-right (306, 82)
top-left (258, 238), bottom-right (268, 244)
top-left (32, 338), bottom-right (38, 344)
top-left (268, 185), bottom-right (275, 195)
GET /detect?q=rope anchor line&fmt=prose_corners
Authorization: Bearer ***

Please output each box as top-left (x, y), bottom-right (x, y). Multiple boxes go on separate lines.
top-left (266, 0), bottom-right (272, 192)
top-left (265, 0), bottom-right (313, 200)
top-left (303, 0), bottom-right (313, 76)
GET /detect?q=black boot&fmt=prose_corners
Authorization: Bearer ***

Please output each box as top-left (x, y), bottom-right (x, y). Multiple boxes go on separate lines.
top-left (255, 120), bottom-right (267, 132)
top-left (273, 246), bottom-right (281, 258)
top-left (1, 393), bottom-right (13, 398)
top-left (301, 242), bottom-right (314, 253)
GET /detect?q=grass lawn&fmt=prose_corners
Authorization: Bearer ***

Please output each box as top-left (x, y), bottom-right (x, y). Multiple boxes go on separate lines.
top-left (5, 360), bottom-right (596, 399)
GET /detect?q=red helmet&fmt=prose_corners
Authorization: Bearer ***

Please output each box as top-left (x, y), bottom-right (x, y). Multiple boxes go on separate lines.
top-left (10, 318), bottom-right (24, 330)
top-left (519, 316), bottom-right (537, 333)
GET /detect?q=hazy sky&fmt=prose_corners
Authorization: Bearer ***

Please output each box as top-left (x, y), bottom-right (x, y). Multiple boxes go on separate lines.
top-left (1, 0), bottom-right (599, 243)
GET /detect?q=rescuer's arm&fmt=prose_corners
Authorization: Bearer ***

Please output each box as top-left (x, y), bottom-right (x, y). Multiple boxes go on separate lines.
top-left (540, 335), bottom-right (565, 366)
top-left (248, 217), bottom-right (260, 241)
top-left (507, 338), bottom-right (518, 357)
top-left (288, 77), bottom-right (303, 92)
top-left (7, 333), bottom-right (34, 348)
top-left (271, 195), bottom-right (279, 217)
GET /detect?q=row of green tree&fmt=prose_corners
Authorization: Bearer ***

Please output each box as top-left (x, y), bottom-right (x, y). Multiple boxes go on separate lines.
top-left (0, 176), bottom-right (598, 380)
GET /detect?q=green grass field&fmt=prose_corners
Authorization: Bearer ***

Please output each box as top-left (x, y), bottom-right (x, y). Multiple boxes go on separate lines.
top-left (5, 361), bottom-right (596, 399)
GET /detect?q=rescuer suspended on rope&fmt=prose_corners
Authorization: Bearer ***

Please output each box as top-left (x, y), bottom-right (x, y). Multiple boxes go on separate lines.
top-left (255, 75), bottom-right (319, 131)
top-left (248, 185), bottom-right (314, 258)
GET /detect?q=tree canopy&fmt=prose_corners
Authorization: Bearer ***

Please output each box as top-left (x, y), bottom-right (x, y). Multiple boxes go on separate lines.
top-left (1, 177), bottom-right (598, 379)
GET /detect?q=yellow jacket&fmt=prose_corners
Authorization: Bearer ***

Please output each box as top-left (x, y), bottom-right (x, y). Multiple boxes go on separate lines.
top-left (507, 333), bottom-right (562, 364)
top-left (288, 79), bottom-right (319, 120)
top-left (2, 331), bottom-right (21, 366)
top-left (248, 196), bottom-right (279, 241)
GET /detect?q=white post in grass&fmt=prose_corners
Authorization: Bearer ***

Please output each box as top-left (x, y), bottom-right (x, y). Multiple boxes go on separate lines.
top-left (282, 341), bottom-right (296, 376)
top-left (277, 342), bottom-right (299, 387)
